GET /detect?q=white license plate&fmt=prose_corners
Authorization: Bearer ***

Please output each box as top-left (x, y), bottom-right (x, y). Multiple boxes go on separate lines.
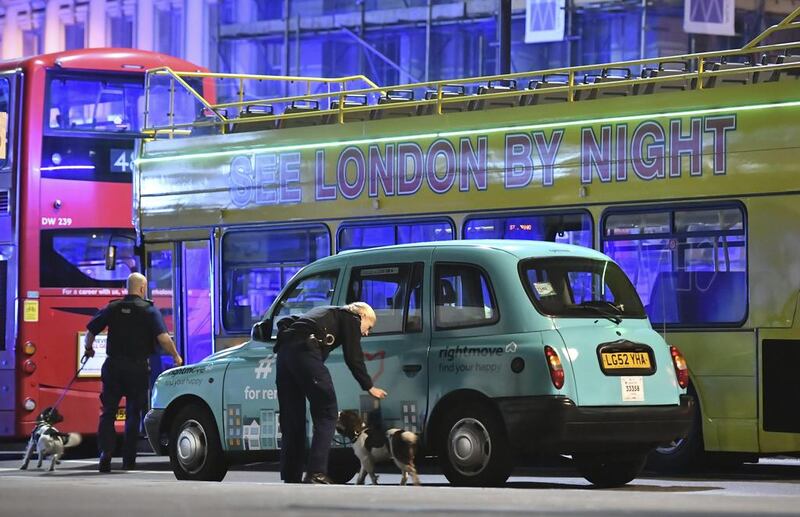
top-left (620, 376), bottom-right (644, 402)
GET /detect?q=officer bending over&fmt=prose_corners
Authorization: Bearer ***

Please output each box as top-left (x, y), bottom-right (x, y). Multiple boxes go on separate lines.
top-left (275, 302), bottom-right (387, 484)
top-left (83, 272), bottom-right (183, 472)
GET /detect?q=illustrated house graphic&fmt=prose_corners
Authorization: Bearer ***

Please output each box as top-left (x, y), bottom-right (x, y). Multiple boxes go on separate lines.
top-left (243, 419), bottom-right (261, 451)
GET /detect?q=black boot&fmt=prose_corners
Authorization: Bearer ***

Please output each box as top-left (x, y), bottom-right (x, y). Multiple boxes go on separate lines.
top-left (98, 454), bottom-right (111, 473)
top-left (303, 472), bottom-right (333, 484)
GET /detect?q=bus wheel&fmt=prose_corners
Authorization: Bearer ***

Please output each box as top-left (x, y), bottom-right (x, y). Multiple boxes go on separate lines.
top-left (169, 403), bottom-right (228, 481)
top-left (438, 403), bottom-right (512, 487)
top-left (574, 452), bottom-right (647, 488)
top-left (327, 448), bottom-right (360, 484)
top-left (647, 386), bottom-right (703, 472)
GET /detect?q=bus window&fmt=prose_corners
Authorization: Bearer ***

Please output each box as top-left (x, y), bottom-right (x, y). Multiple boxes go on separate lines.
top-left (346, 264), bottom-right (414, 335)
top-left (464, 211), bottom-right (592, 248)
top-left (46, 73), bottom-right (202, 133)
top-left (222, 226), bottom-right (330, 333)
top-left (40, 229), bottom-right (140, 287)
top-left (338, 219), bottom-right (453, 251)
top-left (603, 205), bottom-right (747, 326)
top-left (47, 75), bottom-right (144, 133)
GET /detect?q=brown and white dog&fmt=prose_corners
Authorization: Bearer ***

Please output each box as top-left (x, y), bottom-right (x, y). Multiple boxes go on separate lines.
top-left (20, 407), bottom-right (81, 472)
top-left (336, 409), bottom-right (420, 486)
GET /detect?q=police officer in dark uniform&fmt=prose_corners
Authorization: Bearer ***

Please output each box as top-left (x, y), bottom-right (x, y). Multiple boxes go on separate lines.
top-left (275, 301), bottom-right (387, 484)
top-left (83, 273), bottom-right (183, 472)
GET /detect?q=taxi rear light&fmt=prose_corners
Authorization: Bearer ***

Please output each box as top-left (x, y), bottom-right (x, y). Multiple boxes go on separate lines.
top-left (670, 345), bottom-right (689, 389)
top-left (544, 345), bottom-right (565, 389)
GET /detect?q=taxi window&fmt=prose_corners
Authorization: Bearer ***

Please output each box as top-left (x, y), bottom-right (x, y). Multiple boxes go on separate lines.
top-left (434, 264), bottom-right (498, 330)
top-left (347, 263), bottom-right (421, 334)
top-left (271, 271), bottom-right (339, 335)
top-left (521, 257), bottom-right (646, 319)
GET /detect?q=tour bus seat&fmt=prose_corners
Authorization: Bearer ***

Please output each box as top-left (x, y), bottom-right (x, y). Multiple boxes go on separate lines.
top-left (325, 94), bottom-right (370, 123)
top-left (418, 85), bottom-right (469, 115)
top-left (192, 107), bottom-right (229, 136)
top-left (371, 89), bottom-right (417, 120)
top-left (590, 68), bottom-right (633, 99)
top-left (526, 75), bottom-right (570, 105)
top-left (703, 60), bottom-right (753, 88)
top-left (758, 52), bottom-right (800, 82)
top-left (277, 100), bottom-right (323, 129)
top-left (635, 61), bottom-right (691, 94)
top-left (573, 74), bottom-right (600, 101)
top-left (469, 80), bottom-right (519, 111)
top-left (647, 271), bottom-right (746, 324)
top-left (231, 104), bottom-right (275, 133)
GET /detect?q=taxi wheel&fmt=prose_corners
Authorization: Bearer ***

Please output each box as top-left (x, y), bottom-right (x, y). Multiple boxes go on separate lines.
top-left (169, 403), bottom-right (228, 481)
top-left (327, 448), bottom-right (360, 484)
top-left (647, 385), bottom-right (703, 472)
top-left (438, 403), bottom-right (512, 487)
top-left (574, 453), bottom-right (647, 488)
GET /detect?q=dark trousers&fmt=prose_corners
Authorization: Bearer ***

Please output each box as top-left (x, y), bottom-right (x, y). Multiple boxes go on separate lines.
top-left (276, 338), bottom-right (338, 483)
top-left (98, 358), bottom-right (149, 463)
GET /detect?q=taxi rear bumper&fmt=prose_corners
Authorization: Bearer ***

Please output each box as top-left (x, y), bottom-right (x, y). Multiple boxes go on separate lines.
top-left (495, 394), bottom-right (695, 454)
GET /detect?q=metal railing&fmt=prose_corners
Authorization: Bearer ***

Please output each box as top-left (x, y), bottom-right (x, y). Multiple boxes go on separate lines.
top-left (142, 6), bottom-right (800, 138)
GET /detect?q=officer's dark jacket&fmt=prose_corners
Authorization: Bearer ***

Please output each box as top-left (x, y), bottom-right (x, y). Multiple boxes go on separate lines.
top-left (276, 306), bottom-right (373, 391)
top-left (87, 295), bottom-right (168, 361)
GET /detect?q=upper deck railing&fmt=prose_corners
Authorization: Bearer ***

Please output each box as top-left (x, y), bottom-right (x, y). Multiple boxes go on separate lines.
top-left (141, 7), bottom-right (800, 139)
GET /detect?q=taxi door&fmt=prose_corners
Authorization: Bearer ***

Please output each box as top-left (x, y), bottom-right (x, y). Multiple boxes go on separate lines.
top-left (328, 249), bottom-right (432, 434)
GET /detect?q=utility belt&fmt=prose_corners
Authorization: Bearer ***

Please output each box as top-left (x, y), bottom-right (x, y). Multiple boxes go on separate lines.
top-left (105, 355), bottom-right (151, 370)
top-left (276, 329), bottom-right (335, 354)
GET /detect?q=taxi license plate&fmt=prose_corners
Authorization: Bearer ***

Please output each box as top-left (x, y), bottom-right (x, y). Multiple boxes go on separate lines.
top-left (115, 408), bottom-right (126, 421)
top-left (601, 352), bottom-right (651, 370)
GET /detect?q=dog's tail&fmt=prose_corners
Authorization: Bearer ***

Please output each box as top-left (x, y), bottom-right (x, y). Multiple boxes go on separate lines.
top-left (64, 433), bottom-right (82, 448)
top-left (400, 431), bottom-right (417, 445)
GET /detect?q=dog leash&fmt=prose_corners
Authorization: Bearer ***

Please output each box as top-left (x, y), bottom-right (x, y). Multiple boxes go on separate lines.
top-left (51, 355), bottom-right (90, 411)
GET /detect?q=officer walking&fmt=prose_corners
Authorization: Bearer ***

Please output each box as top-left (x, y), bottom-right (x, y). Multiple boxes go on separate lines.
top-left (83, 272), bottom-right (183, 472)
top-left (275, 302), bottom-right (387, 484)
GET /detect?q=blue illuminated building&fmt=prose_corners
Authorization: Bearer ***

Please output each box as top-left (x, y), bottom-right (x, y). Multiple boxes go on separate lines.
top-left (0, 1), bottom-right (796, 105)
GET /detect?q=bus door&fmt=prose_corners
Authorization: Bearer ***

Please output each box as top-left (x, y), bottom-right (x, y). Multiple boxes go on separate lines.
top-left (0, 70), bottom-right (21, 436)
top-left (179, 240), bottom-right (213, 365)
top-left (146, 243), bottom-right (177, 386)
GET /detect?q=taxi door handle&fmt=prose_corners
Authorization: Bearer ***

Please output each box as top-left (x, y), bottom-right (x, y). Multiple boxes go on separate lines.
top-left (402, 364), bottom-right (422, 376)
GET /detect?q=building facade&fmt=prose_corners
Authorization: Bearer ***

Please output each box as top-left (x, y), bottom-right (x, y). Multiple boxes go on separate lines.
top-left (0, 0), bottom-right (797, 102)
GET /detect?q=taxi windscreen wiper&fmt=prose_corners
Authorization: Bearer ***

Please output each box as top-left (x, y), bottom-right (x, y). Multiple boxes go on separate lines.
top-left (572, 302), bottom-right (623, 325)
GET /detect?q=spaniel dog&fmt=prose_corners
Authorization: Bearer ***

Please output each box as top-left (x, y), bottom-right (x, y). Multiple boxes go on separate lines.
top-left (336, 409), bottom-right (420, 486)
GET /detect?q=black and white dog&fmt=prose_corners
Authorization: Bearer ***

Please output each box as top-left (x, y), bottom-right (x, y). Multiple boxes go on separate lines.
top-left (20, 407), bottom-right (81, 472)
top-left (336, 409), bottom-right (420, 486)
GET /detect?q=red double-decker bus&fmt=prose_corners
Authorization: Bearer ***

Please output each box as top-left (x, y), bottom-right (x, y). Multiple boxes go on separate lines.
top-left (0, 48), bottom-right (205, 440)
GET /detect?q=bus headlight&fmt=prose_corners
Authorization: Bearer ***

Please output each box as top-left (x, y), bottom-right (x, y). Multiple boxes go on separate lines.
top-left (24, 398), bottom-right (36, 411)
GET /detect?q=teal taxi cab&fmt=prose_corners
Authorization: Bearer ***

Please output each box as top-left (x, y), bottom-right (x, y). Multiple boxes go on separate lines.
top-left (144, 240), bottom-right (693, 487)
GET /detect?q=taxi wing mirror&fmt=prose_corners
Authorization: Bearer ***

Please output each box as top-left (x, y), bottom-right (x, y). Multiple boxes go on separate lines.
top-left (251, 317), bottom-right (273, 342)
top-left (105, 245), bottom-right (117, 271)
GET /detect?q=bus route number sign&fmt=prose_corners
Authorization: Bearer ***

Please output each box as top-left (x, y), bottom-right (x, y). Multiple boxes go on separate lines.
top-left (110, 149), bottom-right (133, 173)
